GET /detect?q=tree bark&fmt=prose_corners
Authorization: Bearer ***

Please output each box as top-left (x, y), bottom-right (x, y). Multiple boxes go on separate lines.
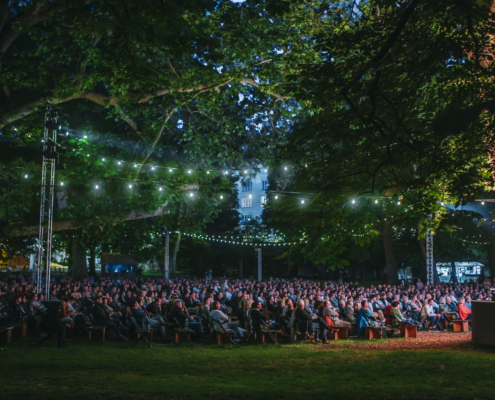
top-left (382, 220), bottom-right (398, 284)
top-left (1, 201), bottom-right (169, 238)
top-left (72, 241), bottom-right (87, 278)
top-left (171, 232), bottom-right (181, 274)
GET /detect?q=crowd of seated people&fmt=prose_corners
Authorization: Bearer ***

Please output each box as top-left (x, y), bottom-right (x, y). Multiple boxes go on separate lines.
top-left (0, 273), bottom-right (490, 346)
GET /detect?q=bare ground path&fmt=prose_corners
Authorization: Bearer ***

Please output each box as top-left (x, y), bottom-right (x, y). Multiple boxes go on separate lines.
top-left (316, 331), bottom-right (475, 351)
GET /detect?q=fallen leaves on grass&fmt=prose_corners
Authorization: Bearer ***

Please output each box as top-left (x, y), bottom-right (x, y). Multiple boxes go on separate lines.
top-left (317, 331), bottom-right (474, 351)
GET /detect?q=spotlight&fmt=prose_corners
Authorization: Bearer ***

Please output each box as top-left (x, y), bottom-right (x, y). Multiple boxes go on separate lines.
top-left (95, 185), bottom-right (99, 189)
top-left (220, 195), bottom-right (223, 199)
top-left (207, 171), bottom-right (210, 174)
top-left (118, 161), bottom-right (121, 165)
top-left (129, 184), bottom-right (132, 188)
top-left (188, 170), bottom-right (191, 174)
top-left (275, 195), bottom-right (278, 199)
top-left (375, 200), bottom-right (378, 204)
top-left (152, 166), bottom-right (155, 170)
top-left (61, 182), bottom-right (64, 186)
top-left (84, 135), bottom-right (87, 139)
top-left (159, 187), bottom-right (163, 191)
top-left (482, 201), bottom-right (485, 205)
top-left (190, 193), bottom-right (193, 197)
top-left (102, 158), bottom-right (105, 161)
top-left (24, 174), bottom-right (28, 179)
top-left (301, 200), bottom-right (305, 204)
top-left (284, 167), bottom-right (287, 170)
top-left (397, 201), bottom-right (401, 205)
top-left (352, 200), bottom-right (355, 204)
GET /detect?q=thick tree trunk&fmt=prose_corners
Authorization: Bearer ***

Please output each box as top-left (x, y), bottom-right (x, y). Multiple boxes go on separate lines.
top-left (89, 245), bottom-right (96, 276)
top-left (382, 220), bottom-right (398, 285)
top-left (171, 232), bottom-right (181, 274)
top-left (72, 242), bottom-right (87, 278)
top-left (2, 202), bottom-right (169, 238)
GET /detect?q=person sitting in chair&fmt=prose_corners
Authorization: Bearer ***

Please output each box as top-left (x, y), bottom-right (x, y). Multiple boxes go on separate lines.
top-left (295, 299), bottom-right (320, 342)
top-left (209, 300), bottom-right (246, 340)
top-left (171, 300), bottom-right (203, 342)
top-left (458, 297), bottom-right (472, 321)
top-left (250, 301), bottom-right (281, 332)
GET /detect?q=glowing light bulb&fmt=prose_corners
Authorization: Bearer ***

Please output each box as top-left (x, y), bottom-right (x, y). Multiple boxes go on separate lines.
top-left (249, 194), bottom-right (252, 198)
top-left (375, 200), bottom-right (378, 204)
top-left (134, 164), bottom-right (137, 168)
top-left (66, 132), bottom-right (69, 136)
top-left (441, 202), bottom-right (444, 206)
top-left (129, 184), bottom-right (132, 188)
top-left (118, 161), bottom-right (121, 165)
top-left (264, 169), bottom-right (267, 172)
top-left (220, 195), bottom-right (223, 199)
top-left (102, 158), bottom-right (105, 161)
top-left (284, 167), bottom-right (287, 170)
top-left (190, 193), bottom-right (193, 197)
top-left (301, 200), bottom-right (305, 204)
top-left (152, 166), bottom-right (155, 170)
top-left (482, 201), bottom-right (485, 205)
top-left (95, 185), bottom-right (99, 189)
top-left (188, 170), bottom-right (191, 174)
top-left (352, 200), bottom-right (355, 204)
top-left (169, 169), bottom-right (172, 172)
top-left (244, 170), bottom-right (247, 173)
top-left (397, 201), bottom-right (401, 205)
top-left (159, 187), bottom-right (162, 191)
top-left (24, 175), bottom-right (28, 179)
top-left (275, 195), bottom-right (278, 199)
top-left (61, 182), bottom-right (64, 186)
top-left (84, 136), bottom-right (87, 139)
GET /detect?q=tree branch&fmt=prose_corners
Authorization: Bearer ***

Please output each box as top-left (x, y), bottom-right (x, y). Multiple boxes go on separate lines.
top-left (1, 201), bottom-right (169, 238)
top-left (133, 106), bottom-right (177, 179)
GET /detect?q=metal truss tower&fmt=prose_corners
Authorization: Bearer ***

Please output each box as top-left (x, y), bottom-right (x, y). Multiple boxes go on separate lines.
top-left (36, 106), bottom-right (60, 296)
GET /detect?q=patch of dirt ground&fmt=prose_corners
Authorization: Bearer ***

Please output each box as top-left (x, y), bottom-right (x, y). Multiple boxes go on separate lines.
top-left (318, 331), bottom-right (475, 351)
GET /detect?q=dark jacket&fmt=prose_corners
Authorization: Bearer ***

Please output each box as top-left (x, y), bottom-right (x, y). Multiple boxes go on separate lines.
top-left (92, 304), bottom-right (110, 321)
top-left (250, 309), bottom-right (267, 330)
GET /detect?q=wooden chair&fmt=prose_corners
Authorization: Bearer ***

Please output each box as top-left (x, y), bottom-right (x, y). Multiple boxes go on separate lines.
top-left (452, 319), bottom-right (469, 332)
top-left (259, 322), bottom-right (281, 347)
top-left (399, 324), bottom-right (418, 338)
top-left (331, 326), bottom-right (349, 340)
top-left (129, 316), bottom-right (153, 348)
top-left (0, 326), bottom-right (13, 344)
top-left (88, 326), bottom-right (107, 343)
top-left (209, 317), bottom-right (239, 349)
top-left (173, 317), bottom-right (194, 347)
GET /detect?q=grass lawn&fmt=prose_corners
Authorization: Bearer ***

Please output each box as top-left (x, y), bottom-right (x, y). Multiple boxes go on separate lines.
top-left (1, 335), bottom-right (495, 400)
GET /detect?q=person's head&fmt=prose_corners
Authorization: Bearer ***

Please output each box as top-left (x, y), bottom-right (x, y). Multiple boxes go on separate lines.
top-left (392, 301), bottom-right (399, 308)
top-left (361, 300), bottom-right (368, 309)
top-left (458, 297), bottom-right (465, 305)
top-left (297, 299), bottom-right (305, 309)
top-left (212, 300), bottom-right (221, 310)
top-left (428, 299), bottom-right (434, 306)
top-left (96, 297), bottom-right (103, 305)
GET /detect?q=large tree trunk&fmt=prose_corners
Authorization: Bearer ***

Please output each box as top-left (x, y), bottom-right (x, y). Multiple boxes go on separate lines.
top-left (382, 220), bottom-right (398, 285)
top-left (2, 202), bottom-right (169, 238)
top-left (72, 242), bottom-right (87, 278)
top-left (171, 232), bottom-right (181, 274)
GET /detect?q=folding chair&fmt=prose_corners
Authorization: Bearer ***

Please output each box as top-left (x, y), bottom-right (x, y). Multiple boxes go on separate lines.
top-left (293, 319), bottom-right (316, 344)
top-left (385, 314), bottom-right (401, 337)
top-left (173, 317), bottom-right (194, 347)
top-left (129, 316), bottom-right (153, 349)
top-left (260, 321), bottom-right (282, 347)
top-left (209, 317), bottom-right (239, 349)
